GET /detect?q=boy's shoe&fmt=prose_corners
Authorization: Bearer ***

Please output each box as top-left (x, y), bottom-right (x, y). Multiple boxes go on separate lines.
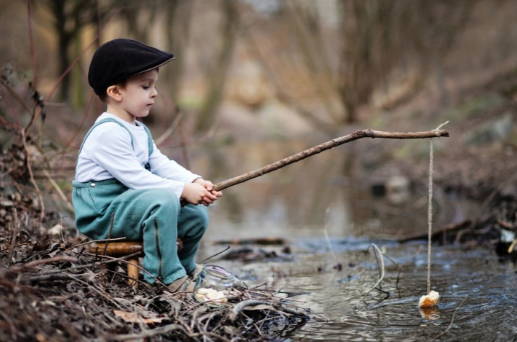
top-left (167, 276), bottom-right (197, 293)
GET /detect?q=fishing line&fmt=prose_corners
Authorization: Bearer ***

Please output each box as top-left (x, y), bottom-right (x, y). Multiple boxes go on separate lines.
top-left (427, 139), bottom-right (433, 294)
top-left (427, 121), bottom-right (449, 294)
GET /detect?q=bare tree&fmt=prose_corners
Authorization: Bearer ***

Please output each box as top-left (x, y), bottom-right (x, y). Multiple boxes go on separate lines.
top-left (44, 0), bottom-right (117, 101)
top-left (243, 0), bottom-right (477, 130)
top-left (118, 0), bottom-right (160, 43)
top-left (195, 0), bottom-right (240, 134)
top-left (162, 0), bottom-right (194, 103)
top-left (338, 0), bottom-right (476, 123)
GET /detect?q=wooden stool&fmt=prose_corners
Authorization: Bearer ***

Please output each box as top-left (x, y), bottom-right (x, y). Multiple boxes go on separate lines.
top-left (88, 240), bottom-right (184, 288)
top-left (88, 241), bottom-right (143, 287)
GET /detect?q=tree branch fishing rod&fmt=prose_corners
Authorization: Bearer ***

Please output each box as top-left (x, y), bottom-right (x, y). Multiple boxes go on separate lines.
top-left (214, 127), bottom-right (449, 191)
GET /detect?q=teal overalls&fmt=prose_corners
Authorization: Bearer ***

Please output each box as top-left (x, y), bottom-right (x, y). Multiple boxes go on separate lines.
top-left (72, 118), bottom-right (208, 285)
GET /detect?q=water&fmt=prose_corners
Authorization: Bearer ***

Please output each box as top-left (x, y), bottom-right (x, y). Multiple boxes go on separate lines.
top-left (191, 138), bottom-right (516, 340)
top-left (289, 243), bottom-right (517, 341)
top-left (199, 162), bottom-right (517, 339)
top-left (206, 240), bottom-right (517, 341)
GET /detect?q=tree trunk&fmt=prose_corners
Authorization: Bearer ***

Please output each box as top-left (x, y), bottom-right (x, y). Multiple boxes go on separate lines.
top-left (52, 0), bottom-right (71, 100)
top-left (195, 0), bottom-right (239, 134)
top-left (164, 0), bottom-right (193, 102)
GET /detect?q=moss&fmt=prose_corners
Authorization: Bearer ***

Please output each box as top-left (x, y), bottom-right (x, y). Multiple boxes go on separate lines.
top-left (464, 112), bottom-right (513, 146)
top-left (443, 93), bottom-right (505, 121)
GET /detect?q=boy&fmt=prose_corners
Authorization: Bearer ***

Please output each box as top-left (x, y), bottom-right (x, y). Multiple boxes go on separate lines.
top-left (72, 38), bottom-right (222, 292)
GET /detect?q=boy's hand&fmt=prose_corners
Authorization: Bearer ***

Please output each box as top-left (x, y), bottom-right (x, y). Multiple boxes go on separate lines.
top-left (193, 178), bottom-right (223, 205)
top-left (181, 183), bottom-right (212, 205)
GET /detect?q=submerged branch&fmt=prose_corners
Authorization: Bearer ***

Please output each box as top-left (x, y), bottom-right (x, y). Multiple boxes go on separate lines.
top-left (367, 243), bottom-right (385, 294)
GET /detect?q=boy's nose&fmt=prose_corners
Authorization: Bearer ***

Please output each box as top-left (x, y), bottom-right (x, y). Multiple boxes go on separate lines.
top-left (151, 87), bottom-right (158, 97)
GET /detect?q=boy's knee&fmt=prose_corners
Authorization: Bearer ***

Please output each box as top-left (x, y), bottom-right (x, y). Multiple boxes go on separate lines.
top-left (194, 205), bottom-right (209, 231)
top-left (137, 188), bottom-right (180, 210)
top-left (187, 205), bottom-right (209, 234)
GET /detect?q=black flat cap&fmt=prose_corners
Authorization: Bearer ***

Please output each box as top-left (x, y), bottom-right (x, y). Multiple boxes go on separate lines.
top-left (88, 38), bottom-right (174, 97)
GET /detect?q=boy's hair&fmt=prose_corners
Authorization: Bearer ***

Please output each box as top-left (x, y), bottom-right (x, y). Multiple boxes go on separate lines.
top-left (98, 80), bottom-right (127, 102)
top-left (88, 38), bottom-right (174, 99)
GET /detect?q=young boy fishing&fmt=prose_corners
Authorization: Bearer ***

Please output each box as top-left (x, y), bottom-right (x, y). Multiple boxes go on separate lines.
top-left (72, 38), bottom-right (222, 292)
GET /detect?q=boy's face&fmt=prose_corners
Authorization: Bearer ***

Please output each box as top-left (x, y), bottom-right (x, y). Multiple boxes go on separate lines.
top-left (118, 69), bottom-right (159, 118)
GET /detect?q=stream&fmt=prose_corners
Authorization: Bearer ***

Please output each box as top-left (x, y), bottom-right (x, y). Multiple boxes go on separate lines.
top-left (199, 169), bottom-right (517, 341)
top-left (287, 241), bottom-right (516, 341)
top-left (202, 235), bottom-right (517, 341)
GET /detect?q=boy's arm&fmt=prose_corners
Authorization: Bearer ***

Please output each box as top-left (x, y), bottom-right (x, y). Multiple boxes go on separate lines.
top-left (148, 142), bottom-right (200, 183)
top-left (149, 147), bottom-right (222, 204)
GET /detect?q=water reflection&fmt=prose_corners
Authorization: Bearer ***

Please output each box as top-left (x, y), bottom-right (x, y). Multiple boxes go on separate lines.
top-left (194, 138), bottom-right (479, 241)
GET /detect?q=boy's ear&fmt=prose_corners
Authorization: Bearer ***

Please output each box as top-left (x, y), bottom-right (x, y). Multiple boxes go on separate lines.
top-left (106, 85), bottom-right (123, 102)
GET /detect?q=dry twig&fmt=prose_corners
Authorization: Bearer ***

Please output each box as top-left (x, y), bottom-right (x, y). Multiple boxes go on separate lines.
top-left (432, 297), bottom-right (468, 340)
top-left (367, 243), bottom-right (385, 294)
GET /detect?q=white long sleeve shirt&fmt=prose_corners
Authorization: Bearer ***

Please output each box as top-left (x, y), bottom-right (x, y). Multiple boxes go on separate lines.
top-left (74, 112), bottom-right (199, 198)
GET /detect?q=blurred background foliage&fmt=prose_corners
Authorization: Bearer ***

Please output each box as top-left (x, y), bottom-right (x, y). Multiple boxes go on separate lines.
top-left (3, 0), bottom-right (517, 133)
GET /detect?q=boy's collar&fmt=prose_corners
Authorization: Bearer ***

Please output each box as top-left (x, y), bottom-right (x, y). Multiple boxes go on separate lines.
top-left (102, 112), bottom-right (142, 126)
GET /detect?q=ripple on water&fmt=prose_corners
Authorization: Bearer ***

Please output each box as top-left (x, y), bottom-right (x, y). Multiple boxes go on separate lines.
top-left (287, 243), bottom-right (517, 341)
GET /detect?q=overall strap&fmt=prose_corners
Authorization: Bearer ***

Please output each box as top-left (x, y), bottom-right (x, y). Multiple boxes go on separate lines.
top-left (79, 117), bottom-right (155, 170)
top-left (79, 118), bottom-right (135, 153)
top-left (141, 123), bottom-right (154, 156)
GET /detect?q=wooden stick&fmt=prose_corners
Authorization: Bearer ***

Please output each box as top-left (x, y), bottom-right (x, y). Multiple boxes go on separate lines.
top-left (214, 128), bottom-right (449, 191)
top-left (367, 243), bottom-right (385, 294)
top-left (88, 242), bottom-right (143, 256)
top-left (127, 257), bottom-right (140, 288)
